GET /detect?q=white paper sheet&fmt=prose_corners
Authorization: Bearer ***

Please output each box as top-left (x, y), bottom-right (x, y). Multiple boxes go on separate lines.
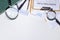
top-left (34, 0), bottom-right (60, 10)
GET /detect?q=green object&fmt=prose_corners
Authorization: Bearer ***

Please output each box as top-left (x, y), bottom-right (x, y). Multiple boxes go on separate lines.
top-left (0, 0), bottom-right (19, 14)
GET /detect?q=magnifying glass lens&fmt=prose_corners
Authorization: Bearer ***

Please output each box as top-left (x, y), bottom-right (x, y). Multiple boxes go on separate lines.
top-left (47, 11), bottom-right (56, 20)
top-left (5, 7), bottom-right (18, 19)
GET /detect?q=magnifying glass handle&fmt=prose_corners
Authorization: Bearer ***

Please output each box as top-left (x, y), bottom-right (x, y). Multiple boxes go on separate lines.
top-left (8, 0), bottom-right (11, 5)
top-left (18, 0), bottom-right (26, 10)
top-left (56, 19), bottom-right (60, 25)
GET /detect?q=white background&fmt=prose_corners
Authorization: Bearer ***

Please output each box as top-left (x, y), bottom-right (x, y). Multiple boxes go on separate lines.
top-left (0, 0), bottom-right (60, 40)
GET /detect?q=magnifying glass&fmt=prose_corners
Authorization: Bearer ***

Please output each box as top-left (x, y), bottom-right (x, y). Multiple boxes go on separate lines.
top-left (5, 0), bottom-right (27, 20)
top-left (46, 10), bottom-right (60, 25)
top-left (5, 7), bottom-right (18, 20)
